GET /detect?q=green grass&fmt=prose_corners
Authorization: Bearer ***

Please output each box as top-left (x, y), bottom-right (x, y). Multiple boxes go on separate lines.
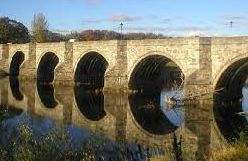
top-left (210, 131), bottom-right (248, 161)
top-left (210, 143), bottom-right (248, 161)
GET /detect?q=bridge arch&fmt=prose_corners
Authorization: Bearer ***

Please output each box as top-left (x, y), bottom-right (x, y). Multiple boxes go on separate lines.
top-left (128, 51), bottom-right (185, 79)
top-left (9, 51), bottom-right (25, 77)
top-left (213, 55), bottom-right (248, 101)
top-left (37, 52), bottom-right (59, 83)
top-left (74, 52), bottom-right (109, 88)
top-left (129, 54), bottom-right (184, 91)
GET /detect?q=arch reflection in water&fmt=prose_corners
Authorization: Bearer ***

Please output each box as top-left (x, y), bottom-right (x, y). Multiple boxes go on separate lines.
top-left (213, 85), bottom-right (248, 140)
top-left (129, 91), bottom-right (184, 135)
top-left (74, 85), bottom-right (106, 121)
top-left (9, 77), bottom-right (23, 101)
top-left (213, 100), bottom-right (246, 140)
top-left (37, 83), bottom-right (58, 108)
top-left (242, 85), bottom-right (248, 121)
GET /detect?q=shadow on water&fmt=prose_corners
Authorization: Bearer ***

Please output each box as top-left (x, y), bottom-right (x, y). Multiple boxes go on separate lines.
top-left (37, 83), bottom-right (58, 108)
top-left (129, 91), bottom-right (183, 135)
top-left (74, 85), bottom-right (106, 121)
top-left (9, 77), bottom-right (24, 101)
top-left (0, 104), bottom-right (23, 122)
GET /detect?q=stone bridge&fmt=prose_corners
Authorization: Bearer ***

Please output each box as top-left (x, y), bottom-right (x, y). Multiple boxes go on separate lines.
top-left (1, 37), bottom-right (248, 98)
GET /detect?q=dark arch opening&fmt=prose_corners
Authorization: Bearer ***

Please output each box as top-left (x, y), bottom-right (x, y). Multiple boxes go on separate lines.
top-left (37, 52), bottom-right (59, 83)
top-left (74, 86), bottom-right (106, 121)
top-left (215, 57), bottom-right (248, 102)
top-left (74, 52), bottom-right (109, 89)
top-left (9, 77), bottom-right (23, 101)
top-left (37, 84), bottom-right (58, 108)
top-left (9, 51), bottom-right (25, 77)
top-left (129, 55), bottom-right (183, 92)
top-left (214, 57), bottom-right (248, 140)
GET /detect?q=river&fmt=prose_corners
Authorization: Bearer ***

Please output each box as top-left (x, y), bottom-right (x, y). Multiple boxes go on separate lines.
top-left (0, 77), bottom-right (247, 160)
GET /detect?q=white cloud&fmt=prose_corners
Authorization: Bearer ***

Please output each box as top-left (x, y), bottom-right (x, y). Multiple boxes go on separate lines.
top-left (126, 26), bottom-right (168, 32)
top-left (108, 13), bottom-right (141, 22)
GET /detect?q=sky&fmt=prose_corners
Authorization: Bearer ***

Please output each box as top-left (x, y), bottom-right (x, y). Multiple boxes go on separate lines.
top-left (1, 0), bottom-right (248, 36)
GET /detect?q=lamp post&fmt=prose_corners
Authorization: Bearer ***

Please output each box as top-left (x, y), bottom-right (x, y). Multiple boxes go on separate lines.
top-left (120, 22), bottom-right (123, 40)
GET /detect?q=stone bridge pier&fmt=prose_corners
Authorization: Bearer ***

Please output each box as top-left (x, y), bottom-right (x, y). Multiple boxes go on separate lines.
top-left (184, 38), bottom-right (213, 100)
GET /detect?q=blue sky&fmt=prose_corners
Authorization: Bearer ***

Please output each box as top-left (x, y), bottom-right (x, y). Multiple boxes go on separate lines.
top-left (1, 0), bottom-right (248, 36)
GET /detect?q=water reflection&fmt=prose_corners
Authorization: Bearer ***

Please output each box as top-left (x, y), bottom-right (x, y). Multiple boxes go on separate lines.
top-left (242, 85), bottom-right (248, 121)
top-left (0, 77), bottom-right (225, 160)
top-left (160, 89), bottom-right (184, 127)
top-left (129, 91), bottom-right (184, 135)
top-left (214, 85), bottom-right (248, 140)
top-left (37, 83), bottom-right (58, 108)
top-left (74, 85), bottom-right (106, 121)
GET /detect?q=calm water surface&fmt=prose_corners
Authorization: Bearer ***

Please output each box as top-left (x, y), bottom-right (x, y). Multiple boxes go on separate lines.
top-left (0, 77), bottom-right (247, 160)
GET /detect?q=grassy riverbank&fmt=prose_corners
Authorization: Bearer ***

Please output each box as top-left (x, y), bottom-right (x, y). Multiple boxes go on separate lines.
top-left (0, 116), bottom-right (169, 161)
top-left (209, 130), bottom-right (248, 161)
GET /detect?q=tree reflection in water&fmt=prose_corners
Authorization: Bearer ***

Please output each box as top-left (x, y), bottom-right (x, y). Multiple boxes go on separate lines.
top-left (160, 89), bottom-right (184, 127)
top-left (242, 85), bottom-right (248, 121)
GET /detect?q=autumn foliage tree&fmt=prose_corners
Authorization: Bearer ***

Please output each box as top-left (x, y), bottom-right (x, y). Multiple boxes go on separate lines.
top-left (63, 30), bottom-right (166, 41)
top-left (82, 30), bottom-right (96, 41)
top-left (0, 17), bottom-right (30, 44)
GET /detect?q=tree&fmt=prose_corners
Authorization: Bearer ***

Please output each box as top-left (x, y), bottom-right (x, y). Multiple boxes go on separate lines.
top-left (82, 30), bottom-right (96, 41)
top-left (66, 32), bottom-right (83, 41)
top-left (48, 31), bottom-right (67, 42)
top-left (31, 13), bottom-right (49, 43)
top-left (0, 17), bottom-right (30, 44)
